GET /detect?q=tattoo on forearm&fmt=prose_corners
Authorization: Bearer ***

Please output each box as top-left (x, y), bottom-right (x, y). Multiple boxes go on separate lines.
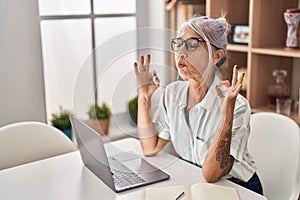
top-left (214, 121), bottom-right (234, 178)
top-left (216, 138), bottom-right (231, 169)
top-left (219, 156), bottom-right (234, 178)
top-left (216, 123), bottom-right (232, 169)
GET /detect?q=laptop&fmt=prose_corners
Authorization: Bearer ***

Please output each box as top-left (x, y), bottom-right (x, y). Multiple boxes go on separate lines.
top-left (70, 115), bottom-right (170, 193)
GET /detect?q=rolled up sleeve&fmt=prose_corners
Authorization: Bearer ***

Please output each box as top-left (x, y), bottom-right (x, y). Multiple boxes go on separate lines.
top-left (230, 99), bottom-right (251, 162)
top-left (152, 93), bottom-right (171, 141)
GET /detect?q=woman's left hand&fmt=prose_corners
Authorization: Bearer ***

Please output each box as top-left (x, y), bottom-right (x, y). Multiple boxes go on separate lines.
top-left (215, 65), bottom-right (245, 107)
top-left (203, 65), bottom-right (244, 182)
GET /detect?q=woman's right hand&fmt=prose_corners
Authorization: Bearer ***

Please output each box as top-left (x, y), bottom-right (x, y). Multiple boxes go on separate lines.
top-left (134, 54), bottom-right (160, 98)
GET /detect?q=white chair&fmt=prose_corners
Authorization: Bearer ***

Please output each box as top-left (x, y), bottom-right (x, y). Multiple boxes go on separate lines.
top-left (0, 121), bottom-right (77, 170)
top-left (248, 112), bottom-right (300, 200)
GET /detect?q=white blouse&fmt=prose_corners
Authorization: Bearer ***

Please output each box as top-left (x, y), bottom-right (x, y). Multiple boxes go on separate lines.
top-left (153, 76), bottom-right (256, 182)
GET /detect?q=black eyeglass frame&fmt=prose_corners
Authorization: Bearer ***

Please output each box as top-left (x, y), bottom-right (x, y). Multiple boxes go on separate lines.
top-left (170, 37), bottom-right (220, 52)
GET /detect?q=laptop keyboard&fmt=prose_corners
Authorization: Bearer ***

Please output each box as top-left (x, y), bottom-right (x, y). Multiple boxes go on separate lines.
top-left (109, 157), bottom-right (145, 188)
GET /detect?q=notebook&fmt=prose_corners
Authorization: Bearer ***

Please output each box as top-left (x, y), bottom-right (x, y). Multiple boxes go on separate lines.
top-left (70, 115), bottom-right (170, 193)
top-left (145, 183), bottom-right (240, 200)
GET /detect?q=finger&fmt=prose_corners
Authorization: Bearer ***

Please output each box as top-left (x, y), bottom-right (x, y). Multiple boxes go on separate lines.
top-left (134, 62), bottom-right (139, 75)
top-left (232, 84), bottom-right (243, 95)
top-left (215, 85), bottom-right (224, 97)
top-left (153, 76), bottom-right (160, 87)
top-left (218, 80), bottom-right (231, 89)
top-left (150, 70), bottom-right (159, 82)
top-left (232, 65), bottom-right (238, 86)
top-left (145, 54), bottom-right (151, 72)
top-left (140, 55), bottom-right (145, 67)
top-left (150, 69), bottom-right (157, 77)
top-left (139, 55), bottom-right (145, 71)
top-left (237, 71), bottom-right (245, 86)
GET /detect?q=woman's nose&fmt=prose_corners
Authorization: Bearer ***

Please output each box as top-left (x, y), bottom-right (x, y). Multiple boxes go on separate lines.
top-left (179, 54), bottom-right (187, 58)
top-left (176, 46), bottom-right (188, 59)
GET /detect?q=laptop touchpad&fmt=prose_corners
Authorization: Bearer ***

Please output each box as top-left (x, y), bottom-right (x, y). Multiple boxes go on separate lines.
top-left (112, 152), bottom-right (154, 174)
top-left (112, 151), bottom-right (139, 162)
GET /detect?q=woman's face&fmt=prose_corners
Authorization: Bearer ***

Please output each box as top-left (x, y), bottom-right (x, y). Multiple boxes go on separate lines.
top-left (174, 26), bottom-right (211, 81)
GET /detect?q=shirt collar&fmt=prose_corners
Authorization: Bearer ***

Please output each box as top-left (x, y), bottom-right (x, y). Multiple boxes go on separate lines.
top-left (178, 75), bottom-right (222, 111)
top-left (192, 75), bottom-right (221, 112)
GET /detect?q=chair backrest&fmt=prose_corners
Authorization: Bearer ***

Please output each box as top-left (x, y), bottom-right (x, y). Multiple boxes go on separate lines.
top-left (0, 121), bottom-right (77, 170)
top-left (248, 112), bottom-right (300, 200)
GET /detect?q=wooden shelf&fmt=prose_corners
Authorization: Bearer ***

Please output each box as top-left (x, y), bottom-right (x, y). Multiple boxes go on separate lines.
top-left (251, 47), bottom-right (300, 58)
top-left (251, 106), bottom-right (300, 126)
top-left (168, 0), bottom-right (300, 126)
top-left (227, 44), bottom-right (249, 52)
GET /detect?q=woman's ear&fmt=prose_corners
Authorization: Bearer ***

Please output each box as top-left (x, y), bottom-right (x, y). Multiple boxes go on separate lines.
top-left (213, 49), bottom-right (225, 66)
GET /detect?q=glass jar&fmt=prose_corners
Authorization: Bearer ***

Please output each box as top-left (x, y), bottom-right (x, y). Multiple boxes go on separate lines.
top-left (268, 69), bottom-right (290, 108)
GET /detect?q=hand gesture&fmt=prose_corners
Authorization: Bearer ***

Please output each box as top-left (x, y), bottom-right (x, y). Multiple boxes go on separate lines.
top-left (134, 55), bottom-right (160, 98)
top-left (216, 65), bottom-right (245, 109)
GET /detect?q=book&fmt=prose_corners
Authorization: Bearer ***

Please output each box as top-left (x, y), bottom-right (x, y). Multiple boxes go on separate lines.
top-left (145, 183), bottom-right (239, 200)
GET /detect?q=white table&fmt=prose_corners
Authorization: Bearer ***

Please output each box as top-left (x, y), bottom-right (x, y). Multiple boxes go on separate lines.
top-left (0, 138), bottom-right (267, 200)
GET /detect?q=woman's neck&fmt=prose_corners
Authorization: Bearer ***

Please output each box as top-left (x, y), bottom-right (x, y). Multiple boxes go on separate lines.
top-left (187, 76), bottom-right (214, 109)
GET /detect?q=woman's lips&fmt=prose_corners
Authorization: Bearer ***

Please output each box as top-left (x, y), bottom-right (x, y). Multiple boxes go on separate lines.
top-left (178, 63), bottom-right (186, 68)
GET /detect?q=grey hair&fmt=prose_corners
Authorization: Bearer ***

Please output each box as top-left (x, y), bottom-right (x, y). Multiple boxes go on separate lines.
top-left (181, 16), bottom-right (230, 68)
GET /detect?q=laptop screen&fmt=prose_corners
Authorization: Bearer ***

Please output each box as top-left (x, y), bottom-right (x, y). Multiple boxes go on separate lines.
top-left (70, 115), bottom-right (116, 191)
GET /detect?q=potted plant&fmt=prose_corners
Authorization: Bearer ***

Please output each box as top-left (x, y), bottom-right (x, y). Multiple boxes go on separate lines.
top-left (87, 103), bottom-right (112, 135)
top-left (51, 107), bottom-right (72, 140)
top-left (127, 96), bottom-right (138, 125)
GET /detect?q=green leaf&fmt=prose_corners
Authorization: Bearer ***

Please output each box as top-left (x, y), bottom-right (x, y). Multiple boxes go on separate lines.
top-left (87, 103), bottom-right (112, 119)
top-left (50, 108), bottom-right (72, 130)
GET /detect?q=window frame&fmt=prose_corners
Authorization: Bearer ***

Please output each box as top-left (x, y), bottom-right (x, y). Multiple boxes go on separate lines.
top-left (39, 0), bottom-right (137, 120)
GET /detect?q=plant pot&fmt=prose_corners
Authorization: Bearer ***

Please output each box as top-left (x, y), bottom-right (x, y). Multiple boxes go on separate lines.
top-left (88, 118), bottom-right (110, 135)
top-left (62, 128), bottom-right (72, 140)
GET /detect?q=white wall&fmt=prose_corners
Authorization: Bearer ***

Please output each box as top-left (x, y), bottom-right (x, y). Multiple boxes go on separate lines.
top-left (0, 0), bottom-right (46, 127)
top-left (137, 0), bottom-right (170, 82)
top-left (137, 0), bottom-right (173, 111)
top-left (0, 0), bottom-right (168, 127)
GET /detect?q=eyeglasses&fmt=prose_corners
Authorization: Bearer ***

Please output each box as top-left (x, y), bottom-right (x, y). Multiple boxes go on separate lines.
top-left (170, 37), bottom-right (219, 52)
